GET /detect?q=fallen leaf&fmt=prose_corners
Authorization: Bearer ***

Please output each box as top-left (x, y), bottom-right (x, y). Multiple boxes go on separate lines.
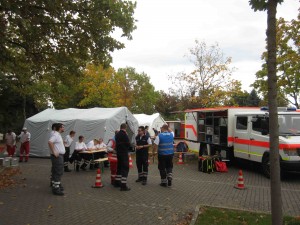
top-left (158, 217), bottom-right (162, 220)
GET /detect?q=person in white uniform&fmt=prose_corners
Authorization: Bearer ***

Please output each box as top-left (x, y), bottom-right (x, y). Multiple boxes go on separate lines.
top-left (48, 123), bottom-right (65, 196)
top-left (64, 130), bottom-right (76, 172)
top-left (97, 138), bottom-right (107, 148)
top-left (18, 127), bottom-right (31, 162)
top-left (69, 136), bottom-right (88, 171)
top-left (86, 139), bottom-right (100, 169)
top-left (5, 129), bottom-right (16, 157)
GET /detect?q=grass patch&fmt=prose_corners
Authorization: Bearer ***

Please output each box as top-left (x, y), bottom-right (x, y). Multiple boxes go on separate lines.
top-left (196, 206), bottom-right (300, 225)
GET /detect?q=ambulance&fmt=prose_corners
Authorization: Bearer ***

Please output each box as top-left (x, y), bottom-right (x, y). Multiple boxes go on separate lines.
top-left (185, 107), bottom-right (300, 177)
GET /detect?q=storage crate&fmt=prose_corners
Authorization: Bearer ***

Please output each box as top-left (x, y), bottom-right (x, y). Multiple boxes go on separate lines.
top-left (183, 153), bottom-right (196, 162)
top-left (0, 146), bottom-right (5, 158)
top-left (3, 157), bottom-right (11, 167)
top-left (11, 158), bottom-right (19, 167)
top-left (0, 158), bottom-right (4, 167)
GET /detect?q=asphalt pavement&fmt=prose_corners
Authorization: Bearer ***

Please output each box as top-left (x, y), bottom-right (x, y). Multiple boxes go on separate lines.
top-left (0, 157), bottom-right (300, 225)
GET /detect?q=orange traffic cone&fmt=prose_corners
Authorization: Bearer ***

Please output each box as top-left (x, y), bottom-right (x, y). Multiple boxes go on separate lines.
top-left (129, 154), bottom-right (133, 168)
top-left (234, 170), bottom-right (246, 190)
top-left (177, 152), bottom-right (184, 165)
top-left (92, 169), bottom-right (103, 188)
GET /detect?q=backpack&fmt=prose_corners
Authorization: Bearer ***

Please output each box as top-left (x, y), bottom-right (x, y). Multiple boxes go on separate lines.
top-left (214, 158), bottom-right (228, 172)
top-left (176, 141), bottom-right (188, 152)
top-left (201, 157), bottom-right (215, 173)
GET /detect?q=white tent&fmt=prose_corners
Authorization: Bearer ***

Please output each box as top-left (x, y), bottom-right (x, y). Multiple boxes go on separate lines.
top-left (24, 107), bottom-right (139, 157)
top-left (133, 113), bottom-right (166, 137)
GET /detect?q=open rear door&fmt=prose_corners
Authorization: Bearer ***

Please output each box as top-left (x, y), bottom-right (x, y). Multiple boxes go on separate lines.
top-left (233, 115), bottom-right (250, 160)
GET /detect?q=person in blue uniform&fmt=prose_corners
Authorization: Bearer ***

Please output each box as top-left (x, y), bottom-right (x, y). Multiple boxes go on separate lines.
top-left (154, 124), bottom-right (174, 187)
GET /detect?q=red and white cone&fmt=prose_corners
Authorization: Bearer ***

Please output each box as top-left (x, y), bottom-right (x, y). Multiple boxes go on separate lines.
top-left (234, 170), bottom-right (246, 190)
top-left (92, 169), bottom-right (103, 188)
top-left (177, 152), bottom-right (184, 165)
top-left (148, 158), bottom-right (151, 165)
top-left (129, 154), bottom-right (133, 168)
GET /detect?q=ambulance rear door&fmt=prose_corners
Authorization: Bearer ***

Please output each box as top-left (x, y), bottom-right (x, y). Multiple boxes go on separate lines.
top-left (233, 115), bottom-right (251, 160)
top-left (185, 112), bottom-right (198, 141)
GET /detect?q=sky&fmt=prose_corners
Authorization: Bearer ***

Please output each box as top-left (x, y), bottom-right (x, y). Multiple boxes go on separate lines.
top-left (112, 0), bottom-right (299, 92)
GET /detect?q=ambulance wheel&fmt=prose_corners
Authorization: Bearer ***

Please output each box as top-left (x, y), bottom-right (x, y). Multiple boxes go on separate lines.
top-left (262, 154), bottom-right (270, 178)
top-left (280, 169), bottom-right (287, 180)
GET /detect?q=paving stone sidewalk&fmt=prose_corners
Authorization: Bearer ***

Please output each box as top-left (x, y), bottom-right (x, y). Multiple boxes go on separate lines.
top-left (0, 158), bottom-right (300, 225)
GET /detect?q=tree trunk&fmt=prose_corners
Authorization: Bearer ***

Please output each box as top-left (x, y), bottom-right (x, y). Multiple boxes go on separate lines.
top-left (22, 95), bottom-right (27, 122)
top-left (267, 1), bottom-right (283, 224)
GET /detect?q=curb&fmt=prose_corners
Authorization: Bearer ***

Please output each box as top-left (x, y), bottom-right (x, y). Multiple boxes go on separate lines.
top-left (189, 204), bottom-right (272, 225)
top-left (189, 204), bottom-right (201, 225)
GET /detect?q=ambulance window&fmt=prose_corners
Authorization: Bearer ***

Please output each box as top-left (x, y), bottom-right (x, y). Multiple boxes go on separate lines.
top-left (236, 117), bottom-right (248, 130)
top-left (252, 118), bottom-right (262, 132)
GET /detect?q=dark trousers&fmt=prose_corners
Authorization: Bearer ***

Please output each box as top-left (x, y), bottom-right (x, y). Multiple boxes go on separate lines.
top-left (50, 154), bottom-right (64, 188)
top-left (64, 147), bottom-right (70, 166)
top-left (158, 154), bottom-right (173, 183)
top-left (70, 150), bottom-right (82, 163)
top-left (116, 153), bottom-right (129, 185)
top-left (69, 150), bottom-right (86, 170)
top-left (136, 150), bottom-right (148, 178)
top-left (91, 152), bottom-right (108, 168)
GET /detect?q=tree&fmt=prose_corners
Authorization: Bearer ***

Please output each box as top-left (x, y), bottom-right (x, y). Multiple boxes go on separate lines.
top-left (113, 67), bottom-right (159, 114)
top-left (247, 89), bottom-right (262, 106)
top-left (0, 0), bottom-right (137, 119)
top-left (0, 80), bottom-right (38, 133)
top-left (78, 64), bottom-right (116, 108)
top-left (230, 89), bottom-right (262, 106)
top-left (249, 1), bottom-right (284, 224)
top-left (252, 15), bottom-right (300, 108)
top-left (169, 40), bottom-right (242, 108)
top-left (79, 66), bottom-right (159, 114)
top-left (155, 91), bottom-right (182, 120)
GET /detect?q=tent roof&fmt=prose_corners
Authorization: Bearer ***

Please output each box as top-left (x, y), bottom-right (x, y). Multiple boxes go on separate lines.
top-left (133, 113), bottom-right (165, 126)
top-left (27, 107), bottom-right (130, 122)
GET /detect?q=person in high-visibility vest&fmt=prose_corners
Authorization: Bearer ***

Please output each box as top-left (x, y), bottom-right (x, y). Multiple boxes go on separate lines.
top-left (154, 124), bottom-right (174, 187)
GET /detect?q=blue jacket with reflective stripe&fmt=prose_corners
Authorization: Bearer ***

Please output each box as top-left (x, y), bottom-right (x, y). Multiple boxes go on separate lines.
top-left (158, 132), bottom-right (174, 155)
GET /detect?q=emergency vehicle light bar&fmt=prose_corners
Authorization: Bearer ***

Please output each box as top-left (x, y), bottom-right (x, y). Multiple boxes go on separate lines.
top-left (260, 107), bottom-right (297, 112)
